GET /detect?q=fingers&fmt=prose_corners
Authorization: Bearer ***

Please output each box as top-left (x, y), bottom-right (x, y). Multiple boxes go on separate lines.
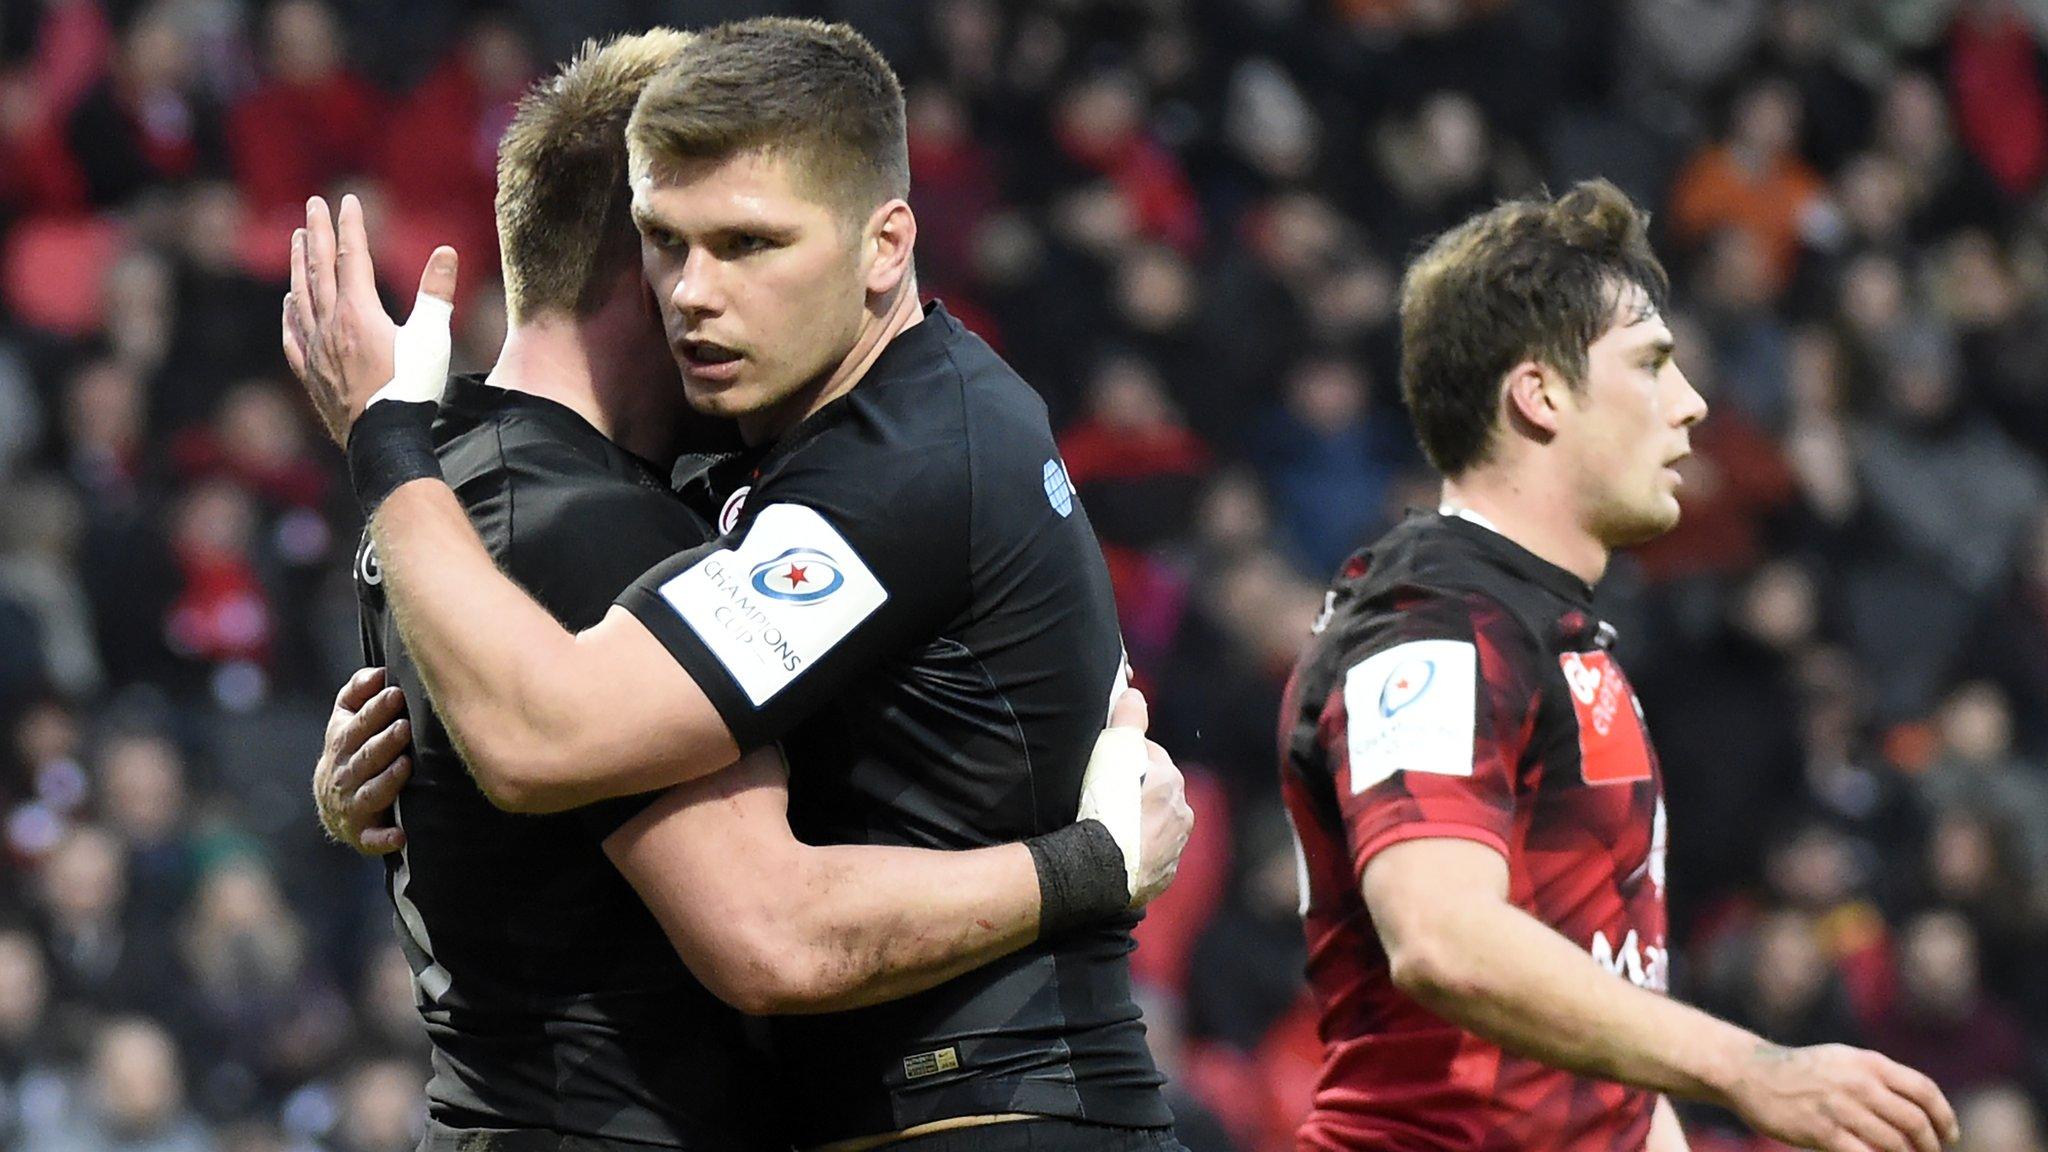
top-left (350, 752), bottom-right (411, 817)
top-left (416, 245), bottom-right (459, 307)
top-left (1878, 1062), bottom-right (1958, 1146)
top-left (356, 824), bottom-right (407, 855)
top-left (305, 196), bottom-right (337, 320)
top-left (335, 666), bottom-right (388, 712)
top-left (336, 193), bottom-right (379, 305)
top-left (289, 227), bottom-right (317, 339)
top-left (1877, 1061), bottom-right (1958, 1147)
top-left (1109, 685), bottom-right (1148, 732)
top-left (1862, 1086), bottom-right (1941, 1152)
top-left (350, 716), bottom-right (412, 789)
top-left (330, 687), bottom-right (407, 792)
top-left (1836, 1103), bottom-right (1912, 1152)
top-left (282, 293), bottom-right (308, 379)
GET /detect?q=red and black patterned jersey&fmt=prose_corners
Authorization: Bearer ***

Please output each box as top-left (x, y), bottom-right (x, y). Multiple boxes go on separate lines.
top-left (1280, 511), bottom-right (1669, 1152)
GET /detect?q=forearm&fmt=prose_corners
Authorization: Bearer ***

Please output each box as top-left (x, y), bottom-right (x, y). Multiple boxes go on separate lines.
top-left (771, 841), bottom-right (1042, 1013)
top-left (1398, 897), bottom-right (1757, 1106)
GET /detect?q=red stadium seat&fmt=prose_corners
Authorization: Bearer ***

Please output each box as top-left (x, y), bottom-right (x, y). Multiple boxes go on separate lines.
top-left (2, 214), bottom-right (126, 336)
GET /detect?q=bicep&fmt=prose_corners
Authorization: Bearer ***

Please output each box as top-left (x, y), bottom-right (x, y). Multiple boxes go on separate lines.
top-left (1360, 836), bottom-right (1510, 954)
top-left (549, 606), bottom-right (741, 794)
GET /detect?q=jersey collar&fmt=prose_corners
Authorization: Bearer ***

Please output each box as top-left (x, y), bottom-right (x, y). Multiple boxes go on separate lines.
top-left (1431, 506), bottom-right (1597, 607)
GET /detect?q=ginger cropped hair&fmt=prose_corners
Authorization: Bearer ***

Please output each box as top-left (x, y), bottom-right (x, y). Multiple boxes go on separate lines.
top-left (495, 27), bottom-right (694, 323)
top-left (626, 17), bottom-right (909, 224)
top-left (1399, 179), bottom-right (1670, 477)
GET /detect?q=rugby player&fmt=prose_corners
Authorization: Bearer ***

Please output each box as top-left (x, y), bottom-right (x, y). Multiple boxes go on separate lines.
top-left (1280, 180), bottom-right (1959, 1152)
top-left (288, 18), bottom-right (1188, 1152)
top-left (286, 29), bottom-right (1188, 1152)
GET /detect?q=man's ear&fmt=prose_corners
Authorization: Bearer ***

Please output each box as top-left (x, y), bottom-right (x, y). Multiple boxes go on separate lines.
top-left (863, 199), bottom-right (917, 297)
top-left (1503, 360), bottom-right (1568, 438)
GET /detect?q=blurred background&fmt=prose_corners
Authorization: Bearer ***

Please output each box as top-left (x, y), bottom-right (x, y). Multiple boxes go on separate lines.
top-left (0, 0), bottom-right (2046, 1149)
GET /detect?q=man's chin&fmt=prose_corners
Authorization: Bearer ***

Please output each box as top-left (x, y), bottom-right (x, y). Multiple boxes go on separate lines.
top-left (681, 378), bottom-right (746, 417)
top-left (1600, 500), bottom-right (1682, 549)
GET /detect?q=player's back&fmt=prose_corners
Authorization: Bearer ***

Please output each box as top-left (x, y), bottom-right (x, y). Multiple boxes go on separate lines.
top-left (1279, 512), bottom-right (1667, 1152)
top-left (355, 376), bottom-right (771, 1149)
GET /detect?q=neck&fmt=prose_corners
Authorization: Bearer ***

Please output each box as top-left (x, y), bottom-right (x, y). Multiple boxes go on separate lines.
top-left (739, 279), bottom-right (926, 446)
top-left (487, 312), bottom-right (683, 467)
top-left (1440, 465), bottom-right (1608, 585)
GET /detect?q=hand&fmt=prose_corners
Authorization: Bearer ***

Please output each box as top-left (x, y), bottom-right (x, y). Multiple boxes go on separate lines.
top-left (314, 667), bottom-right (414, 856)
top-left (1721, 1043), bottom-right (1959, 1152)
top-left (1130, 734), bottom-right (1192, 908)
top-left (1078, 687), bottom-right (1193, 908)
top-left (283, 193), bottom-right (458, 445)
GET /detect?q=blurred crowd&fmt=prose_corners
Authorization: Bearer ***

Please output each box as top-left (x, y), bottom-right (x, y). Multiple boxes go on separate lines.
top-left (1, 0), bottom-right (2046, 1150)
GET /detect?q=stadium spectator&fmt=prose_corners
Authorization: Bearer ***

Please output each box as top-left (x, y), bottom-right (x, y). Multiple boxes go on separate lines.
top-left (1866, 908), bottom-right (2028, 1096)
top-left (22, 1016), bottom-right (217, 1152)
top-left (227, 0), bottom-right (381, 220)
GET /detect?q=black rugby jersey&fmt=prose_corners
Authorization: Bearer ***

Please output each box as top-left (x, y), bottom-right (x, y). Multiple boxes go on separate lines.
top-left (619, 303), bottom-right (1171, 1144)
top-left (1279, 511), bottom-right (1667, 1151)
top-left (356, 375), bottom-right (775, 1149)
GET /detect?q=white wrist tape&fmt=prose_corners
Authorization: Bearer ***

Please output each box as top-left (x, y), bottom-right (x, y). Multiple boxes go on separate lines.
top-left (367, 293), bottom-right (454, 408)
top-left (1077, 725), bottom-right (1148, 901)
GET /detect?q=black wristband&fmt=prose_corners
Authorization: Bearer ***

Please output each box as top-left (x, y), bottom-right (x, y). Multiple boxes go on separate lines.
top-left (347, 399), bottom-right (441, 516)
top-left (1026, 818), bottom-right (1128, 936)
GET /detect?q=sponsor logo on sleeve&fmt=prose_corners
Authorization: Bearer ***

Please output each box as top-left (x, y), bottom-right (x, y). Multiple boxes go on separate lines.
top-left (1343, 639), bottom-right (1477, 794)
top-left (655, 503), bottom-right (887, 705)
top-left (1043, 458), bottom-right (1075, 517)
top-left (356, 533), bottom-right (382, 587)
top-left (1560, 650), bottom-right (1654, 785)
top-left (718, 485), bottom-right (751, 534)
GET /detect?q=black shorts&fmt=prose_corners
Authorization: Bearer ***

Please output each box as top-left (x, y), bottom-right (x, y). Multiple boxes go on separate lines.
top-left (416, 1119), bottom-right (682, 1152)
top-left (882, 1120), bottom-right (1185, 1152)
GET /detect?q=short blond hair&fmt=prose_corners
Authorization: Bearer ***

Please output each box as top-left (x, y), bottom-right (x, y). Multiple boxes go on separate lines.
top-left (495, 28), bottom-right (693, 323)
top-left (625, 18), bottom-right (907, 223)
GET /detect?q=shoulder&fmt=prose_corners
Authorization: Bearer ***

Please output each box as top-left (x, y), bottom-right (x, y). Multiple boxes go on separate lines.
top-left (1313, 579), bottom-right (1546, 709)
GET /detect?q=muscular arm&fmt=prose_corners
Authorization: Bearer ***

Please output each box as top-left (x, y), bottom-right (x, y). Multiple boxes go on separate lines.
top-left (372, 481), bottom-right (737, 813)
top-left (1365, 837), bottom-right (1753, 1100)
top-left (604, 748), bottom-right (1043, 1015)
top-left (1364, 838), bottom-right (1957, 1152)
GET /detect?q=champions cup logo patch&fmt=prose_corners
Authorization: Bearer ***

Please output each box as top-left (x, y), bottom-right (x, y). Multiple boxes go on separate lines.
top-left (1343, 639), bottom-right (1476, 794)
top-left (657, 503), bottom-right (887, 705)
top-left (749, 548), bottom-right (845, 603)
top-left (1378, 659), bottom-right (1436, 716)
top-left (1560, 650), bottom-right (1653, 785)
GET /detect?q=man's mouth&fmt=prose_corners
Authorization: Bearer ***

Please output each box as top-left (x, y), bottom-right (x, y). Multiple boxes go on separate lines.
top-left (680, 338), bottom-right (743, 366)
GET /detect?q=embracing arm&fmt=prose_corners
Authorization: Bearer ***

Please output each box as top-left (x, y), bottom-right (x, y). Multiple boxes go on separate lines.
top-left (1364, 838), bottom-right (1958, 1152)
top-left (604, 748), bottom-right (1039, 1015)
top-left (370, 483), bottom-right (737, 813)
top-left (604, 692), bottom-right (1192, 1015)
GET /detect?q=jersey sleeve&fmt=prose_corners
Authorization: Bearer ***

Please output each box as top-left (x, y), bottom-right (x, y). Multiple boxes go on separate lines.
top-left (614, 446), bottom-right (971, 752)
top-left (1320, 594), bottom-right (1543, 882)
